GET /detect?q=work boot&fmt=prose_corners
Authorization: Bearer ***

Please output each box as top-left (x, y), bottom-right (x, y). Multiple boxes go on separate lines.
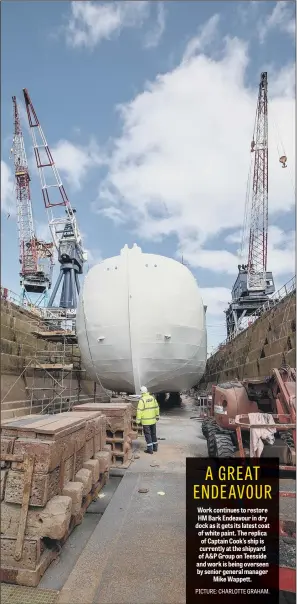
top-left (144, 448), bottom-right (153, 454)
top-left (153, 445), bottom-right (158, 452)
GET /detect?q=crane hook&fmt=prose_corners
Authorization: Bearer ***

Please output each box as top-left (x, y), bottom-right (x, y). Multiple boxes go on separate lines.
top-left (279, 155), bottom-right (287, 168)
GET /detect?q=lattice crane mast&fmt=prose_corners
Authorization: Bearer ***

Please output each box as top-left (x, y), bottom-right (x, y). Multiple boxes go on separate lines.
top-left (11, 96), bottom-right (53, 303)
top-left (23, 88), bottom-right (87, 311)
top-left (247, 71), bottom-right (269, 292)
top-left (225, 72), bottom-right (280, 338)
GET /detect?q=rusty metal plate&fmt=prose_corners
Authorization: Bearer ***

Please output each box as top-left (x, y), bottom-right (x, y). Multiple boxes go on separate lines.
top-left (1, 584), bottom-right (59, 604)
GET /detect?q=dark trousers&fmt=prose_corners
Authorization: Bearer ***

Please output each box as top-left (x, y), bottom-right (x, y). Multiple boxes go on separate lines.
top-left (143, 423), bottom-right (158, 451)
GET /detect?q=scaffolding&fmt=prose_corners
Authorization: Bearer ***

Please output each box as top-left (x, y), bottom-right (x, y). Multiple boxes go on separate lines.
top-left (26, 321), bottom-right (83, 414)
top-left (1, 298), bottom-right (111, 417)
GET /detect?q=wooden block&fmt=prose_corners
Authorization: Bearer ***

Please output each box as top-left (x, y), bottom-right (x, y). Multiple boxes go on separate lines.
top-left (62, 481), bottom-right (83, 515)
top-left (1, 415), bottom-right (41, 437)
top-left (75, 468), bottom-right (92, 497)
top-left (100, 415), bottom-right (107, 448)
top-left (106, 428), bottom-right (129, 440)
top-left (2, 415), bottom-right (86, 441)
top-left (94, 432), bottom-right (101, 453)
top-left (5, 467), bottom-right (60, 507)
top-left (35, 418), bottom-right (86, 440)
top-left (11, 427), bottom-right (86, 473)
top-left (63, 455), bottom-right (75, 485)
top-left (83, 459), bottom-right (100, 484)
top-left (111, 450), bottom-right (132, 467)
top-left (61, 411), bottom-right (102, 439)
top-left (75, 446), bottom-right (85, 474)
top-left (94, 451), bottom-right (110, 473)
top-left (1, 436), bottom-right (16, 456)
top-left (84, 437), bottom-right (94, 462)
top-left (0, 546), bottom-right (59, 587)
top-left (73, 403), bottom-right (133, 418)
top-left (0, 535), bottom-right (44, 570)
top-left (106, 439), bottom-right (124, 453)
top-left (1, 496), bottom-right (72, 540)
top-left (1, 469), bottom-right (8, 500)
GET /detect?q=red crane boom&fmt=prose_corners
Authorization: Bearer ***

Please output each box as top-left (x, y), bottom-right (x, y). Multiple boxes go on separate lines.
top-left (11, 96), bottom-right (53, 301)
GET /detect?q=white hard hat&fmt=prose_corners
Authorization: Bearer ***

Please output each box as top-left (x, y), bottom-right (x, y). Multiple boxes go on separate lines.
top-left (140, 386), bottom-right (148, 394)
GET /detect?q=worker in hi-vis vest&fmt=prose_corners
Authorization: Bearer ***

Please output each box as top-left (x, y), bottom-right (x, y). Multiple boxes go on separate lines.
top-left (136, 386), bottom-right (160, 454)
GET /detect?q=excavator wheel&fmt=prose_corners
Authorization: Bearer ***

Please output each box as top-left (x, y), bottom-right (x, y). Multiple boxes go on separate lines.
top-left (280, 431), bottom-right (295, 450)
top-left (213, 433), bottom-right (235, 458)
top-left (202, 417), bottom-right (216, 439)
top-left (207, 427), bottom-right (217, 456)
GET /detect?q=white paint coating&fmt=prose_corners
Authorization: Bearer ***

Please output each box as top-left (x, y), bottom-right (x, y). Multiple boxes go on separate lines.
top-left (76, 244), bottom-right (207, 394)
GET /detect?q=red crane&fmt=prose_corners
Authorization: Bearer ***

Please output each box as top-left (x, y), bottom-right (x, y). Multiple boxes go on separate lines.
top-left (22, 88), bottom-right (86, 310)
top-left (11, 96), bottom-right (53, 304)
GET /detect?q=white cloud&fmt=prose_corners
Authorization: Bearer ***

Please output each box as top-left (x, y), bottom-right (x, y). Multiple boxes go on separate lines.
top-left (86, 247), bottom-right (103, 267)
top-left (95, 18), bottom-right (295, 282)
top-left (225, 232), bottom-right (242, 244)
top-left (97, 206), bottom-right (126, 225)
top-left (200, 286), bottom-right (231, 316)
top-left (178, 225), bottom-right (295, 278)
top-left (182, 14), bottom-right (220, 62)
top-left (1, 160), bottom-right (16, 216)
top-left (259, 1), bottom-right (295, 43)
top-left (64, 1), bottom-right (164, 50)
top-left (268, 63), bottom-right (295, 98)
top-left (236, 1), bottom-right (259, 25)
top-left (51, 139), bottom-right (104, 190)
top-left (35, 221), bottom-right (51, 241)
top-left (144, 3), bottom-right (166, 49)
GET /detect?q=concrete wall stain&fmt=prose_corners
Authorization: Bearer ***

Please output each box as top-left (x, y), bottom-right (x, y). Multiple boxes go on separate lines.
top-left (1, 301), bottom-right (108, 421)
top-left (198, 291), bottom-right (296, 392)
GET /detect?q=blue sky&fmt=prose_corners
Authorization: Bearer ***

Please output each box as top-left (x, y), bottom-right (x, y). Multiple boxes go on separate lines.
top-left (1, 1), bottom-right (295, 352)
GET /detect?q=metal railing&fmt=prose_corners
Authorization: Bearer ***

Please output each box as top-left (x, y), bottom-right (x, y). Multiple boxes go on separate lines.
top-left (0, 287), bottom-right (42, 315)
top-left (211, 275), bottom-right (296, 356)
top-left (1, 287), bottom-right (76, 331)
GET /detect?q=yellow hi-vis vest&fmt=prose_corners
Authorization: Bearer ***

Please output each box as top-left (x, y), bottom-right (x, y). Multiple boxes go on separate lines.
top-left (136, 393), bottom-right (160, 426)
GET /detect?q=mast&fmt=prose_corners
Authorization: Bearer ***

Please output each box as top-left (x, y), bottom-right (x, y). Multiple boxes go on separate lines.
top-left (247, 72), bottom-right (268, 292)
top-left (23, 88), bottom-right (86, 309)
top-left (11, 96), bottom-right (53, 301)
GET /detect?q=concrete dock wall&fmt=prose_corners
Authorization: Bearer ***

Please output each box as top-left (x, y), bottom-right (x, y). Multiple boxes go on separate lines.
top-left (199, 290), bottom-right (296, 392)
top-left (1, 300), bottom-right (108, 421)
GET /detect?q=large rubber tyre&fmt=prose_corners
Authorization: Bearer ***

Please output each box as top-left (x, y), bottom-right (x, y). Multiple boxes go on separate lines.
top-left (202, 417), bottom-right (216, 439)
top-left (207, 428), bottom-right (217, 457)
top-left (280, 430), bottom-right (295, 450)
top-left (213, 433), bottom-right (235, 457)
top-left (201, 419), bottom-right (209, 438)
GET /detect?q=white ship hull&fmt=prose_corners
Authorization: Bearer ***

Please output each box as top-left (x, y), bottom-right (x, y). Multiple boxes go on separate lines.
top-left (76, 245), bottom-right (207, 394)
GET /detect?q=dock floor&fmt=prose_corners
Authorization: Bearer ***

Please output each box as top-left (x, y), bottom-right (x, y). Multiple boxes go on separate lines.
top-left (3, 398), bottom-right (295, 604)
top-left (56, 398), bottom-right (204, 604)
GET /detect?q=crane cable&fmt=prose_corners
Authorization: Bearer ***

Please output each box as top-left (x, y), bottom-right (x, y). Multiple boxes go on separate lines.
top-left (239, 156), bottom-right (253, 264)
top-left (239, 92), bottom-right (294, 264)
top-left (268, 96), bottom-right (295, 197)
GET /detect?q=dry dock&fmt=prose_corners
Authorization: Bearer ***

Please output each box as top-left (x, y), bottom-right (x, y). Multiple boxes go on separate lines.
top-left (55, 398), bottom-right (205, 604)
top-left (1, 398), bottom-right (295, 604)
